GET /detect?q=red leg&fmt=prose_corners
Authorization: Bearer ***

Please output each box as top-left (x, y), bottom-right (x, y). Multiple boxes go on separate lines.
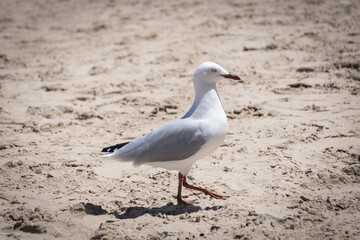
top-left (182, 176), bottom-right (228, 200)
top-left (177, 173), bottom-right (198, 205)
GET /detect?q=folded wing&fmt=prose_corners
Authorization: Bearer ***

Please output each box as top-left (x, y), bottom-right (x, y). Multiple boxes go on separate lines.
top-left (102, 119), bottom-right (206, 166)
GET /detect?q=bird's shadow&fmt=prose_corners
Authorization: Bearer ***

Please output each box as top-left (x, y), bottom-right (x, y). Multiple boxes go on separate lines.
top-left (84, 202), bottom-right (222, 219)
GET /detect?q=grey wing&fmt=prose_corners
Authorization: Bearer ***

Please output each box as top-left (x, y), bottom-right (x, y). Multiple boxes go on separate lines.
top-left (112, 119), bottom-right (206, 165)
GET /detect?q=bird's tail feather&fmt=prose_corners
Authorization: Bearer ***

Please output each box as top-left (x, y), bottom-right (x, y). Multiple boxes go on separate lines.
top-left (101, 142), bottom-right (130, 153)
top-left (101, 141), bottom-right (133, 161)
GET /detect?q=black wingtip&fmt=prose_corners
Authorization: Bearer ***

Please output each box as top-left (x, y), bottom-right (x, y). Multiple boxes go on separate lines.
top-left (101, 142), bottom-right (130, 153)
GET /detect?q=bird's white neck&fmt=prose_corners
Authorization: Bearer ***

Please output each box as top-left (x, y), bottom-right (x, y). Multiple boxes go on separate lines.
top-left (182, 81), bottom-right (225, 119)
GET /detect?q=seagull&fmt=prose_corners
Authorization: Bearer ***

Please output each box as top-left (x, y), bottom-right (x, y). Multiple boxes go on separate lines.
top-left (102, 62), bottom-right (241, 205)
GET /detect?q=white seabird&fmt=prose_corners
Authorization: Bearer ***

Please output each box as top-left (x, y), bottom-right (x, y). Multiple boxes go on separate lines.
top-left (102, 62), bottom-right (241, 204)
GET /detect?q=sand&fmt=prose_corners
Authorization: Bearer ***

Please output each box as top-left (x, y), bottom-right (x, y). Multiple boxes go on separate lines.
top-left (0, 0), bottom-right (359, 239)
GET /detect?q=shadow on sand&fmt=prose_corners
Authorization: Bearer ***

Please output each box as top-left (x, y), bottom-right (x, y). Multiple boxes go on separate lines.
top-left (84, 202), bottom-right (222, 219)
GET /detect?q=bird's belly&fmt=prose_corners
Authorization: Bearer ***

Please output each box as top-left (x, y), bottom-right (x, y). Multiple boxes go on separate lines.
top-left (144, 158), bottom-right (195, 175)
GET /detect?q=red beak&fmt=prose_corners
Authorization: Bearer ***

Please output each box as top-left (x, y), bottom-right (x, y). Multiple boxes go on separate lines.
top-left (221, 73), bottom-right (242, 81)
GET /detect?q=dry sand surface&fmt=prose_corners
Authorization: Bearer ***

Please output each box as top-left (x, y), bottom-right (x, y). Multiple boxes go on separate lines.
top-left (1, 0), bottom-right (360, 239)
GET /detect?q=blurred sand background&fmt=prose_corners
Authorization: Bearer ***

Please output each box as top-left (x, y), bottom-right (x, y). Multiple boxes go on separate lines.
top-left (0, 0), bottom-right (359, 239)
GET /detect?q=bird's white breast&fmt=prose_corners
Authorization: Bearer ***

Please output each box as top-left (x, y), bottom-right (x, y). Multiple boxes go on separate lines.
top-left (197, 111), bottom-right (228, 158)
top-left (187, 87), bottom-right (228, 161)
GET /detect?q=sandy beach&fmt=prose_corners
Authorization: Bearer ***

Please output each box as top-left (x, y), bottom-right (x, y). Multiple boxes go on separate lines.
top-left (0, 0), bottom-right (359, 239)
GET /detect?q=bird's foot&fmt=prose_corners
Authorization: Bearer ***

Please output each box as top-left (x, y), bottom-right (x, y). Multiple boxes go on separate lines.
top-left (204, 190), bottom-right (229, 199)
top-left (177, 198), bottom-right (198, 205)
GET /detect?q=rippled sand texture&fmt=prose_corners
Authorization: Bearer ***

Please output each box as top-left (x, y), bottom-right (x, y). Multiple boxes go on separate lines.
top-left (0, 0), bottom-right (359, 239)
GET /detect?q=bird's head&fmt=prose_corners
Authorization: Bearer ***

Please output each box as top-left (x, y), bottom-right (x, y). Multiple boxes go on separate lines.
top-left (193, 62), bottom-right (242, 85)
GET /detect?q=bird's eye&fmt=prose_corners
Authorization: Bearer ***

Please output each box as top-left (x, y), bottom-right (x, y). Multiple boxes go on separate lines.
top-left (211, 68), bottom-right (217, 73)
